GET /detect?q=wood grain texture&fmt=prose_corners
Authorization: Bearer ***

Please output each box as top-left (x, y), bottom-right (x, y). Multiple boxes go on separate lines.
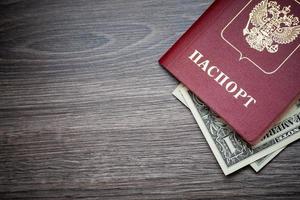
top-left (0, 0), bottom-right (299, 199)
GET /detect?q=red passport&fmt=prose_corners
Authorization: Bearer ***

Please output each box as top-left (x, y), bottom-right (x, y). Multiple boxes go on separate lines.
top-left (159, 0), bottom-right (300, 144)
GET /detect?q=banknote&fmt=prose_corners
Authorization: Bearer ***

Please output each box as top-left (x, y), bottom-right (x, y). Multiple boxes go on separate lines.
top-left (178, 85), bottom-right (300, 175)
top-left (253, 98), bottom-right (300, 148)
top-left (250, 147), bottom-right (284, 172)
top-left (172, 84), bottom-right (285, 172)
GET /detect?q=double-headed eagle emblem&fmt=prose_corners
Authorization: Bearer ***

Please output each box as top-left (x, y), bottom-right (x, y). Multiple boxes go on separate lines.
top-left (243, 0), bottom-right (300, 53)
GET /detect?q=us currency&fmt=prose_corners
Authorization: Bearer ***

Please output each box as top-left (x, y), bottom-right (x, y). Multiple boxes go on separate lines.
top-left (178, 85), bottom-right (300, 175)
top-left (250, 147), bottom-right (284, 172)
top-left (253, 98), bottom-right (300, 147)
top-left (172, 84), bottom-right (285, 172)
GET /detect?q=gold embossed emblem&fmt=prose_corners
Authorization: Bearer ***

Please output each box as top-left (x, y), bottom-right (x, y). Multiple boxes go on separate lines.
top-left (243, 0), bottom-right (300, 53)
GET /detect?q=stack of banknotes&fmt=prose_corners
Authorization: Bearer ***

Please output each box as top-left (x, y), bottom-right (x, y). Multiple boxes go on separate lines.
top-left (173, 84), bottom-right (300, 175)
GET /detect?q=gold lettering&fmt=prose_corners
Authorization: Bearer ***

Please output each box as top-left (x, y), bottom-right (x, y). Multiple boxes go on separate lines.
top-left (197, 60), bottom-right (210, 71)
top-left (189, 49), bottom-right (203, 64)
top-left (244, 96), bottom-right (256, 108)
top-left (215, 72), bottom-right (230, 86)
top-left (234, 88), bottom-right (248, 99)
top-left (225, 81), bottom-right (238, 93)
top-left (207, 66), bottom-right (219, 77)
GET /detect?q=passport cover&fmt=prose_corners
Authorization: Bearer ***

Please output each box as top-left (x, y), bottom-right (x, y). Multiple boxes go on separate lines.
top-left (159, 0), bottom-right (300, 144)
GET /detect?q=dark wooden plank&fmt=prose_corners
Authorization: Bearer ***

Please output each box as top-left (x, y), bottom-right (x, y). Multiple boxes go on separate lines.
top-left (0, 0), bottom-right (299, 199)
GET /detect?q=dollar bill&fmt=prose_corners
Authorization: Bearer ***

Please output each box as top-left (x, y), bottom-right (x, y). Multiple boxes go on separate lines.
top-left (172, 84), bottom-right (285, 172)
top-left (253, 98), bottom-right (300, 147)
top-left (178, 85), bottom-right (300, 175)
top-left (250, 147), bottom-right (284, 172)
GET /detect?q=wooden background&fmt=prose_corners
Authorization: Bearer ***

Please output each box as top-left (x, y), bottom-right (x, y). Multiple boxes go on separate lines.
top-left (0, 0), bottom-right (299, 199)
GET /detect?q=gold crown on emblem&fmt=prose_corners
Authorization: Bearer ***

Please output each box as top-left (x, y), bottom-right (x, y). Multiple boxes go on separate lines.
top-left (243, 0), bottom-right (300, 53)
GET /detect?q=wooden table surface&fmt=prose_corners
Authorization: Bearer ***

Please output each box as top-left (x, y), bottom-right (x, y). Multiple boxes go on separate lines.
top-left (1, 0), bottom-right (299, 199)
